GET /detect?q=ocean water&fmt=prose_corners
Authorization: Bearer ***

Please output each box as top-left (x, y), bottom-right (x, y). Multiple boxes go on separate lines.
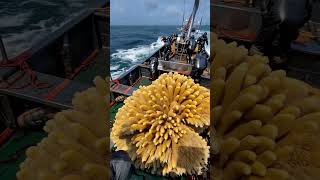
top-left (0, 0), bottom-right (104, 59)
top-left (110, 25), bottom-right (210, 79)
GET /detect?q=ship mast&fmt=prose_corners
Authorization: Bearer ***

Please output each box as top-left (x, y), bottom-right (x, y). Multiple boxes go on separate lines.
top-left (182, 0), bottom-right (185, 27)
top-left (186, 0), bottom-right (200, 39)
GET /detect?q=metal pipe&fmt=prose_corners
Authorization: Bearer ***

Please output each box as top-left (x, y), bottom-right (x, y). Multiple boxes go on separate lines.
top-left (0, 35), bottom-right (8, 62)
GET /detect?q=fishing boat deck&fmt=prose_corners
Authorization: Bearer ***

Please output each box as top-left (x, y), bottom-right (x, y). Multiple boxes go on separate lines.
top-left (0, 50), bottom-right (106, 110)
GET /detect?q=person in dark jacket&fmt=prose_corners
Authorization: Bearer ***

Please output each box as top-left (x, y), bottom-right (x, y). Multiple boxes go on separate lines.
top-left (161, 36), bottom-right (171, 61)
top-left (110, 150), bottom-right (133, 180)
top-left (186, 35), bottom-right (197, 63)
top-left (190, 49), bottom-right (208, 82)
top-left (250, 0), bottom-right (312, 69)
top-left (197, 32), bottom-right (208, 52)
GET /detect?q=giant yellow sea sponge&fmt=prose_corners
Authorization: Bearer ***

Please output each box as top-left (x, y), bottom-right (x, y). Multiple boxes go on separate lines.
top-left (212, 33), bottom-right (320, 180)
top-left (111, 72), bottom-right (210, 176)
top-left (16, 77), bottom-right (108, 180)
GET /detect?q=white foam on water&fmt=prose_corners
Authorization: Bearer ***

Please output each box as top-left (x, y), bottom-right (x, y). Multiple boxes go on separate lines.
top-left (111, 37), bottom-right (164, 63)
top-left (21, 0), bottom-right (58, 6)
top-left (110, 64), bottom-right (120, 71)
top-left (3, 29), bottom-right (46, 59)
top-left (1, 9), bottom-right (85, 59)
top-left (66, 0), bottom-right (88, 8)
top-left (0, 12), bottom-right (33, 28)
top-left (110, 37), bottom-right (164, 79)
top-left (2, 18), bottom-right (64, 59)
top-left (111, 67), bottom-right (127, 80)
top-left (30, 18), bottom-right (54, 29)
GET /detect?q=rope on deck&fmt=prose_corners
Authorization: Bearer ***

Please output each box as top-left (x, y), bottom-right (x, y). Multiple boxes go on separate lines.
top-left (0, 128), bottom-right (14, 146)
top-left (0, 50), bottom-right (49, 89)
top-left (43, 49), bottom-right (99, 101)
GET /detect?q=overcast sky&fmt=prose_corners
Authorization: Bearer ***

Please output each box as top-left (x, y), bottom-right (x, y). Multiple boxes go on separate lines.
top-left (111, 0), bottom-right (210, 25)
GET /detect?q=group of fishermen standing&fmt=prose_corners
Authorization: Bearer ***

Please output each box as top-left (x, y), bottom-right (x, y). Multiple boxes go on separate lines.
top-left (156, 32), bottom-right (209, 82)
top-left (161, 32), bottom-right (208, 64)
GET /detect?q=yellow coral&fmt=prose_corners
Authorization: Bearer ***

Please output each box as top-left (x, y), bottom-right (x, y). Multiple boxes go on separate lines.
top-left (212, 34), bottom-right (320, 180)
top-left (111, 72), bottom-right (210, 176)
top-left (16, 77), bottom-right (108, 180)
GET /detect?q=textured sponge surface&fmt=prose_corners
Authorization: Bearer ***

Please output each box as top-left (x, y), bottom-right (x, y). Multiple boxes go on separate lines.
top-left (17, 77), bottom-right (108, 180)
top-left (111, 72), bottom-right (210, 176)
top-left (212, 34), bottom-right (320, 180)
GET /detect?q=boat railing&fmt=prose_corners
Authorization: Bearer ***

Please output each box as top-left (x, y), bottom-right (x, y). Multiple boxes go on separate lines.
top-left (112, 45), bottom-right (165, 81)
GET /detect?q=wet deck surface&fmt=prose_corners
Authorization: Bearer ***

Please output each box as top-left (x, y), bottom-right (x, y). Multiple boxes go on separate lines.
top-left (0, 130), bottom-right (47, 180)
top-left (134, 76), bottom-right (152, 87)
top-left (75, 50), bottom-right (107, 83)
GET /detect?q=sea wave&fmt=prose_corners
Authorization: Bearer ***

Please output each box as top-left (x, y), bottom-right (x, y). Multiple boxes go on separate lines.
top-left (111, 36), bottom-right (164, 79)
top-left (3, 29), bottom-right (48, 58)
top-left (111, 67), bottom-right (127, 80)
top-left (0, 0), bottom-right (90, 59)
top-left (0, 12), bottom-right (33, 28)
top-left (2, 17), bottom-right (65, 58)
top-left (21, 0), bottom-right (58, 6)
top-left (111, 36), bottom-right (164, 63)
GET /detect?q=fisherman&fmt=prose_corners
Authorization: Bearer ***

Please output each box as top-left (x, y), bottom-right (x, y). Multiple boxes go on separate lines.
top-left (186, 36), bottom-right (197, 64)
top-left (169, 34), bottom-right (176, 44)
top-left (168, 34), bottom-right (177, 56)
top-left (197, 32), bottom-right (208, 52)
top-left (202, 32), bottom-right (208, 46)
top-left (150, 57), bottom-right (159, 80)
top-left (250, 0), bottom-right (312, 69)
top-left (161, 36), bottom-right (171, 61)
top-left (181, 33), bottom-right (186, 43)
top-left (190, 49), bottom-right (208, 83)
